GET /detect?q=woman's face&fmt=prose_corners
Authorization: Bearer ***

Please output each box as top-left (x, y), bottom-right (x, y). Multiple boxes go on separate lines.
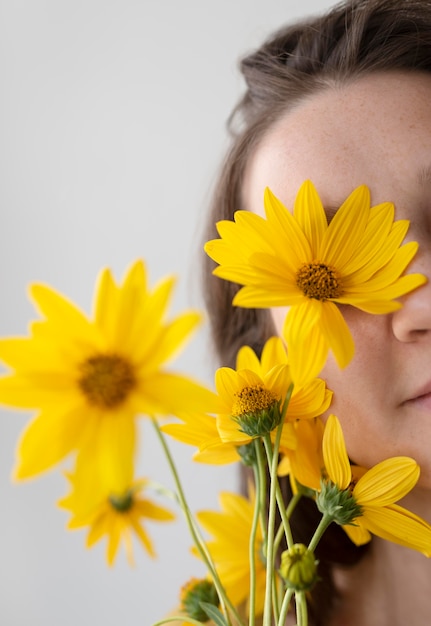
top-left (244, 72), bottom-right (431, 486)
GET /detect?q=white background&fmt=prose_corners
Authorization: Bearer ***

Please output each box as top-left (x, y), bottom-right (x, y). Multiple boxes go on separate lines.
top-left (0, 1), bottom-right (330, 624)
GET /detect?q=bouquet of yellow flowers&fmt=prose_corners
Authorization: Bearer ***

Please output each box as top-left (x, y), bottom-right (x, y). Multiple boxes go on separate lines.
top-left (1, 180), bottom-right (431, 626)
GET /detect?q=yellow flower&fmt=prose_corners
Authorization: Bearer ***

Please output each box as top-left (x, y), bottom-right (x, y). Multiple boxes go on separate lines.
top-left (319, 414), bottom-right (431, 554)
top-left (216, 336), bottom-right (332, 446)
top-left (195, 490), bottom-right (266, 616)
top-left (205, 181), bottom-right (426, 384)
top-left (0, 259), bottom-right (215, 481)
top-left (59, 457), bottom-right (175, 566)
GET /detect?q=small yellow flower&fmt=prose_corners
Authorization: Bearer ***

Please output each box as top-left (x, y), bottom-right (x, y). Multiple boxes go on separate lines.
top-left (319, 415), bottom-right (431, 554)
top-left (0, 260), bottom-right (215, 481)
top-left (194, 490), bottom-right (266, 616)
top-left (215, 336), bottom-right (332, 447)
top-left (205, 181), bottom-right (426, 384)
top-left (59, 458), bottom-right (175, 566)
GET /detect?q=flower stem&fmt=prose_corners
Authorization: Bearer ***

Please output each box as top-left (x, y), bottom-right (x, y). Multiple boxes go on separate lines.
top-left (295, 591), bottom-right (308, 626)
top-left (277, 588), bottom-right (294, 626)
top-left (248, 458), bottom-right (262, 626)
top-left (262, 418), bottom-right (284, 626)
top-left (151, 417), bottom-right (244, 626)
top-left (254, 438), bottom-right (268, 541)
top-left (308, 513), bottom-right (333, 553)
top-left (273, 493), bottom-right (302, 555)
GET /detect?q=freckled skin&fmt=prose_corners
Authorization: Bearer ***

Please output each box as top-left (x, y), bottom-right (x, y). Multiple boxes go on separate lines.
top-left (244, 72), bottom-right (431, 487)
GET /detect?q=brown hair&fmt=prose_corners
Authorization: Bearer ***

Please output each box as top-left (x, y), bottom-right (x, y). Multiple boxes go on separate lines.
top-left (202, 1), bottom-right (431, 623)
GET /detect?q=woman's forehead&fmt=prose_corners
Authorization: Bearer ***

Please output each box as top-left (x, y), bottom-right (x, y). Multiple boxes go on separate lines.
top-left (243, 71), bottom-right (431, 214)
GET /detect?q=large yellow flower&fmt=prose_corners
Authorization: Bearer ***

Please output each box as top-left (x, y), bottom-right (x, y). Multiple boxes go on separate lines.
top-left (195, 490), bottom-right (266, 616)
top-left (59, 455), bottom-right (174, 565)
top-left (321, 415), bottom-right (431, 554)
top-left (0, 260), bottom-right (215, 481)
top-left (205, 181), bottom-right (426, 384)
top-left (215, 336), bottom-right (332, 446)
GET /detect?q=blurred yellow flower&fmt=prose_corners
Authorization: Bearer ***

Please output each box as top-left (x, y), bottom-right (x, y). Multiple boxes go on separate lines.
top-left (0, 259), bottom-right (215, 481)
top-left (195, 490), bottom-right (266, 616)
top-left (205, 180), bottom-right (426, 384)
top-left (320, 415), bottom-right (431, 554)
top-left (59, 456), bottom-right (175, 566)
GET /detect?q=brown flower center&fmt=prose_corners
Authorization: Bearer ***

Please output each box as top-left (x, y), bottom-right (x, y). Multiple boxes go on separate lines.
top-left (296, 261), bottom-right (342, 300)
top-left (78, 354), bottom-right (136, 409)
top-left (231, 385), bottom-right (277, 418)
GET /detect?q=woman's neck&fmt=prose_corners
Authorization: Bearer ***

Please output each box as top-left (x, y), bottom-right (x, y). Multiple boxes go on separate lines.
top-left (331, 487), bottom-right (431, 626)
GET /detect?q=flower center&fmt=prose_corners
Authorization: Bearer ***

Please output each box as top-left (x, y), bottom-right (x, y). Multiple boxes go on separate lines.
top-left (109, 490), bottom-right (134, 512)
top-left (78, 353), bottom-right (136, 409)
top-left (296, 261), bottom-right (342, 300)
top-left (231, 385), bottom-right (277, 418)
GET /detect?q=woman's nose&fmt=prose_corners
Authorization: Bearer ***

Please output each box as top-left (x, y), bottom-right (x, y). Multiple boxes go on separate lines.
top-left (391, 262), bottom-right (431, 342)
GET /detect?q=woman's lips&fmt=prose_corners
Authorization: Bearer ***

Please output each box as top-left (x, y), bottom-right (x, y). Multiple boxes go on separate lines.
top-left (404, 382), bottom-right (431, 410)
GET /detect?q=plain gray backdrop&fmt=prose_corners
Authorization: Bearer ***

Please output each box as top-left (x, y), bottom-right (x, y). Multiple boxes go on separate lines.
top-left (0, 1), bottom-right (331, 624)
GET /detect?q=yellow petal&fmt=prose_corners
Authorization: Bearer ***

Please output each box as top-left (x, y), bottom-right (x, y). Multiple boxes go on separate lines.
top-left (260, 336), bottom-right (288, 371)
top-left (29, 284), bottom-right (95, 342)
top-left (283, 300), bottom-right (322, 349)
top-left (320, 302), bottom-right (355, 369)
top-left (294, 180), bottom-right (328, 255)
top-left (14, 404), bottom-right (89, 479)
top-left (264, 187), bottom-right (312, 264)
top-left (93, 268), bottom-right (121, 337)
top-left (320, 185), bottom-right (370, 268)
top-left (353, 457), bottom-right (419, 506)
top-left (236, 344), bottom-right (262, 373)
top-left (362, 504), bottom-right (431, 555)
top-left (87, 413), bottom-right (136, 494)
top-left (193, 440), bottom-right (241, 465)
top-left (285, 320), bottom-right (329, 387)
top-left (216, 413), bottom-right (251, 444)
top-left (343, 520), bottom-right (372, 546)
top-left (137, 371), bottom-right (218, 416)
top-left (287, 379), bottom-right (332, 419)
top-left (322, 414), bottom-right (351, 489)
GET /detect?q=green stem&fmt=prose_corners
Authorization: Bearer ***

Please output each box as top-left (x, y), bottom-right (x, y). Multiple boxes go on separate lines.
top-left (273, 492), bottom-right (302, 556)
top-left (248, 458), bottom-right (262, 626)
top-left (262, 419), bottom-right (284, 626)
top-left (151, 417), bottom-right (244, 626)
top-left (277, 588), bottom-right (294, 626)
top-left (308, 513), bottom-right (333, 553)
top-left (254, 438), bottom-right (268, 542)
top-left (296, 591), bottom-right (308, 626)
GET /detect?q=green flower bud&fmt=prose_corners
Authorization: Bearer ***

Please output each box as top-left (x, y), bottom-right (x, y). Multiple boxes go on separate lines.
top-left (279, 544), bottom-right (318, 592)
top-left (316, 479), bottom-right (363, 525)
top-left (180, 578), bottom-right (219, 622)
